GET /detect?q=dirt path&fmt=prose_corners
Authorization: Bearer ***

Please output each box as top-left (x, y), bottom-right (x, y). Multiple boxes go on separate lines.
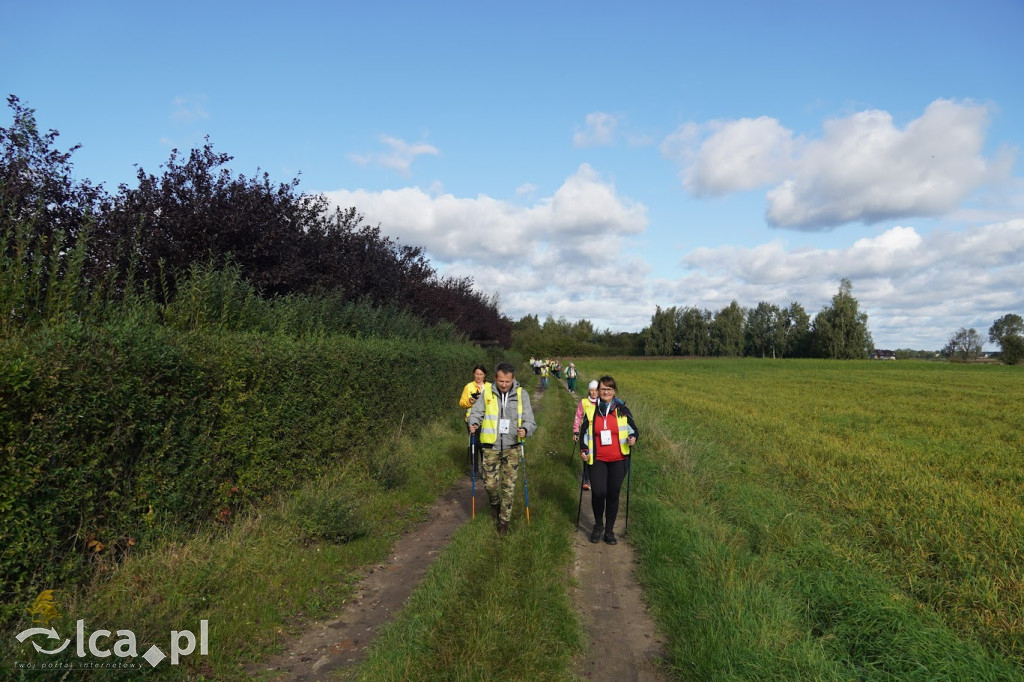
top-left (571, 509), bottom-right (669, 681)
top-left (249, 476), bottom-right (479, 681)
top-left (251, 379), bottom-right (667, 680)
top-left (566, 371), bottom-right (668, 681)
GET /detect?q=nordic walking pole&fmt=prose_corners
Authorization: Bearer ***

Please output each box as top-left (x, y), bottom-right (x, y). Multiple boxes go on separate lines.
top-left (520, 438), bottom-right (531, 524)
top-left (470, 432), bottom-right (476, 520)
top-left (576, 441), bottom-right (593, 530)
top-left (575, 460), bottom-right (585, 530)
top-left (624, 451), bottom-right (632, 535)
top-left (568, 433), bottom-right (580, 467)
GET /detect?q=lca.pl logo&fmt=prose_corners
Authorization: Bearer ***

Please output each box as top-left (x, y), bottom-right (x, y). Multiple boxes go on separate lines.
top-left (16, 619), bottom-right (209, 668)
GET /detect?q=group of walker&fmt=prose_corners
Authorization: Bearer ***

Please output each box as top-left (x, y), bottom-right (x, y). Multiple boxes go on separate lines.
top-left (460, 363), bottom-right (638, 544)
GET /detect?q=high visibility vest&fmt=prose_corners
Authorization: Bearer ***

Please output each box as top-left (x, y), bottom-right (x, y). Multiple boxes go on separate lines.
top-left (464, 381), bottom-right (492, 420)
top-left (582, 400), bottom-right (597, 465)
top-left (586, 403), bottom-right (631, 463)
top-left (480, 386), bottom-right (523, 447)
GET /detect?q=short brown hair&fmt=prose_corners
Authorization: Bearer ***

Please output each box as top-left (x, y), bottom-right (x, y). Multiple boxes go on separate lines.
top-left (597, 375), bottom-right (617, 391)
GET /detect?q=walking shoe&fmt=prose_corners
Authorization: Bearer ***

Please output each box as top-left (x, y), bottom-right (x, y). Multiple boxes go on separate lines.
top-left (582, 481), bottom-right (590, 491)
top-left (589, 524), bottom-right (604, 543)
top-left (603, 530), bottom-right (617, 545)
top-left (497, 520), bottom-right (509, 536)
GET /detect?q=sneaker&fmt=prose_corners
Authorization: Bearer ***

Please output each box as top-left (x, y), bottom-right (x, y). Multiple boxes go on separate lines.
top-left (497, 520), bottom-right (509, 536)
top-left (589, 524), bottom-right (604, 543)
top-left (603, 530), bottom-right (617, 545)
top-left (582, 482), bottom-right (590, 491)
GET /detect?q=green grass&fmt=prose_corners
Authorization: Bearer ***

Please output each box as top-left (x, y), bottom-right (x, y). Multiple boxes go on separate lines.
top-left (578, 357), bottom-right (1024, 680)
top-left (3, 368), bottom-right (588, 681)
top-left (3, 417), bottom-right (469, 681)
top-left (343, 372), bottom-right (586, 680)
top-left (16, 358), bottom-right (1017, 680)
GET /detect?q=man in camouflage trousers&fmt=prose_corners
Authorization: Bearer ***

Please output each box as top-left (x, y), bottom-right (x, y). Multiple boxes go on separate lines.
top-left (468, 362), bottom-right (537, 536)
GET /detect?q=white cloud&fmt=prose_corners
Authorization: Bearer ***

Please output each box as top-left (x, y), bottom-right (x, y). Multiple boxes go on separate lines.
top-left (321, 166), bottom-right (1023, 350)
top-left (766, 100), bottom-right (1011, 229)
top-left (171, 95), bottom-right (209, 123)
top-left (322, 164), bottom-right (653, 331)
top-left (516, 182), bottom-right (538, 197)
top-left (666, 117), bottom-right (796, 196)
top-left (664, 99), bottom-right (1016, 230)
top-left (349, 134), bottom-right (439, 176)
top-left (573, 112), bottom-right (620, 148)
top-left (671, 219), bottom-right (1024, 349)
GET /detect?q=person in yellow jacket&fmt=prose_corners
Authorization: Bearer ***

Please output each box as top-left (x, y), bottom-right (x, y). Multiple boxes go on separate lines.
top-left (459, 365), bottom-right (490, 427)
top-left (459, 364), bottom-right (490, 475)
top-left (468, 362), bottom-right (537, 536)
top-left (579, 375), bottom-right (638, 545)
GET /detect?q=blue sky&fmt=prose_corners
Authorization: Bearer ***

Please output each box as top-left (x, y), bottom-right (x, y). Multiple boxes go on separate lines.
top-left (4, 0), bottom-right (1023, 350)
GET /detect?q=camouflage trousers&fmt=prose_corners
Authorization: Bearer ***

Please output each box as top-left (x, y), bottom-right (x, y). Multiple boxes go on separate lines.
top-left (481, 447), bottom-right (521, 523)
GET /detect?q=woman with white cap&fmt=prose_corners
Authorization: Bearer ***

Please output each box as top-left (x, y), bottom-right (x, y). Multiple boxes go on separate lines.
top-left (571, 380), bottom-right (599, 490)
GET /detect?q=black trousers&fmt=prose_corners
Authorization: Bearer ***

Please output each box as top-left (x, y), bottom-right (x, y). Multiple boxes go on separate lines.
top-left (590, 458), bottom-right (627, 530)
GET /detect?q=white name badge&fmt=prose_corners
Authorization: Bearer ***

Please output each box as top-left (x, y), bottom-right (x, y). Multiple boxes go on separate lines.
top-left (499, 419), bottom-right (511, 435)
top-left (600, 429), bottom-right (613, 446)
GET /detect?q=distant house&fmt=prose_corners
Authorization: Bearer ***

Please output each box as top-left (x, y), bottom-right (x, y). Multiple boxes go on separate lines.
top-left (872, 349), bottom-right (897, 360)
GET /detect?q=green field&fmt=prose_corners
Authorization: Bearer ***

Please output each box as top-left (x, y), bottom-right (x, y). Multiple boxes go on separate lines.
top-left (580, 358), bottom-right (1024, 679)
top-left (11, 359), bottom-right (1023, 680)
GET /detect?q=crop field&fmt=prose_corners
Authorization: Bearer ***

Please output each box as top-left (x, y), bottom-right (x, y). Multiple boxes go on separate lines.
top-left (577, 358), bottom-right (1024, 679)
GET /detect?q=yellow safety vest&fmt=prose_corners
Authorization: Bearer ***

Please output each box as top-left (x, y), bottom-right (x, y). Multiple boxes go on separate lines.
top-left (586, 403), bottom-right (631, 464)
top-left (464, 381), bottom-right (492, 420)
top-left (480, 386), bottom-right (523, 448)
top-left (582, 400), bottom-right (597, 465)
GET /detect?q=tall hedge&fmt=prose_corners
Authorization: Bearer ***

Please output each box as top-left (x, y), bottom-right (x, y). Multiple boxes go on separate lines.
top-left (0, 319), bottom-right (484, 627)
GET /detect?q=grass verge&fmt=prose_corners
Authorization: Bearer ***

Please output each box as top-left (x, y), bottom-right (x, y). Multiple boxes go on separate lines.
top-left (3, 416), bottom-right (468, 681)
top-left (579, 357), bottom-right (1024, 680)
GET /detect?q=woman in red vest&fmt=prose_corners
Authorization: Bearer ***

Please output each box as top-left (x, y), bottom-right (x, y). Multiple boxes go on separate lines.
top-left (579, 375), bottom-right (639, 545)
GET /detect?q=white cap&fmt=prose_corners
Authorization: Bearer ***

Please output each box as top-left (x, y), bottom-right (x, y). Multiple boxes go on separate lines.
top-left (588, 380), bottom-right (599, 390)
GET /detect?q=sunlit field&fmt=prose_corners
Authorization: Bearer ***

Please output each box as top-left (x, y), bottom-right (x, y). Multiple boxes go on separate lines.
top-left (579, 358), bottom-right (1024, 679)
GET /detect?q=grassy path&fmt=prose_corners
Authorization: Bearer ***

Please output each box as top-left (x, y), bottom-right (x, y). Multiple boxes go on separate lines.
top-left (341, 374), bottom-right (588, 680)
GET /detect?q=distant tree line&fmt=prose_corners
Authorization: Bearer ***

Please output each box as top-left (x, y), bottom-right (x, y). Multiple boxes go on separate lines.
top-left (641, 278), bottom-right (872, 359)
top-left (517, 282), bottom-right (1024, 366)
top-left (512, 279), bottom-right (874, 360)
top-left (512, 314), bottom-right (643, 356)
top-left (942, 314), bottom-right (1024, 364)
top-left (1, 95), bottom-right (511, 345)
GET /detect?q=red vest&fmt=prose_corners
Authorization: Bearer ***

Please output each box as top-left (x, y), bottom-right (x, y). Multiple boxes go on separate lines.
top-left (593, 410), bottom-right (625, 462)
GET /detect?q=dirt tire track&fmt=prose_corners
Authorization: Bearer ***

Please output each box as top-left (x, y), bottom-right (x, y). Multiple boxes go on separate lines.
top-left (571, 503), bottom-right (669, 681)
top-left (566, 370), bottom-right (668, 681)
top-left (251, 381), bottom-right (545, 680)
top-left (249, 477), bottom-right (478, 681)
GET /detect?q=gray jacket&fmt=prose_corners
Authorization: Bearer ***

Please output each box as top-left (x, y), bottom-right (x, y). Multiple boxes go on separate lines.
top-left (467, 379), bottom-right (537, 451)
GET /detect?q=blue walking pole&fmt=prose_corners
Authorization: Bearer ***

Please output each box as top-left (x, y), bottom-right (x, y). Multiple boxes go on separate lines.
top-left (470, 433), bottom-right (477, 519)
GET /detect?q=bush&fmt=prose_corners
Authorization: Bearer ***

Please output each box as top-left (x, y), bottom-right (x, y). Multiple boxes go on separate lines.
top-left (0, 314), bottom-right (484, 629)
top-left (294, 490), bottom-right (370, 545)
